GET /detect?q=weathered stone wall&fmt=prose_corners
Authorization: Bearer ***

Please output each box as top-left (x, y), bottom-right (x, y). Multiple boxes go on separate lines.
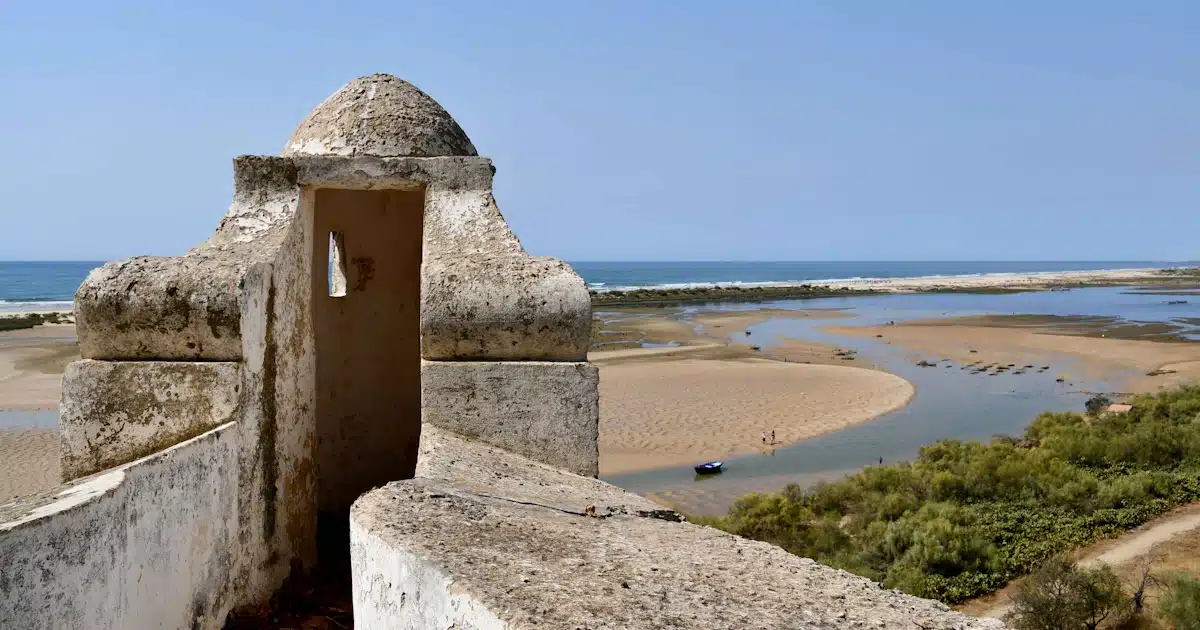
top-left (234, 224), bottom-right (318, 601)
top-left (351, 518), bottom-right (508, 630)
top-left (419, 186), bottom-right (591, 362)
top-left (218, 155), bottom-right (599, 593)
top-left (71, 156), bottom-right (300, 363)
top-left (0, 423), bottom-right (239, 630)
top-left (59, 360), bottom-right (240, 479)
top-left (73, 256), bottom-right (248, 361)
top-left (38, 153), bottom-right (601, 623)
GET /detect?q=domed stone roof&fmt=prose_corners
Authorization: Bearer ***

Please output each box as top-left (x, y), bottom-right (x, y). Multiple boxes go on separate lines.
top-left (283, 74), bottom-right (478, 158)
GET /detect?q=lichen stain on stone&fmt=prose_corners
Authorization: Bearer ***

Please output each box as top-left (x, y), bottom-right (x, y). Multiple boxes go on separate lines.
top-left (350, 256), bottom-right (375, 292)
top-left (260, 281), bottom-right (279, 541)
top-left (110, 421), bottom-right (230, 479)
top-left (206, 307), bottom-right (241, 341)
top-left (281, 277), bottom-right (317, 557)
top-left (64, 362), bottom-right (240, 476)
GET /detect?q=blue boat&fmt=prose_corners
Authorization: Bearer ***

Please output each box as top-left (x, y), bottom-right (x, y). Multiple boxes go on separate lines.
top-left (694, 461), bottom-right (723, 475)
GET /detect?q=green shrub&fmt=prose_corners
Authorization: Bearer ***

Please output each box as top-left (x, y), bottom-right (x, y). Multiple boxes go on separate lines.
top-left (1160, 573), bottom-right (1200, 630)
top-left (1086, 394), bottom-right (1113, 416)
top-left (698, 385), bottom-right (1200, 604)
top-left (0, 312), bottom-right (57, 331)
top-left (1006, 558), bottom-right (1125, 630)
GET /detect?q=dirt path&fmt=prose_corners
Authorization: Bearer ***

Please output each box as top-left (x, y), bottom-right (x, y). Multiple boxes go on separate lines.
top-left (1084, 503), bottom-right (1200, 568)
top-left (964, 502), bottom-right (1200, 619)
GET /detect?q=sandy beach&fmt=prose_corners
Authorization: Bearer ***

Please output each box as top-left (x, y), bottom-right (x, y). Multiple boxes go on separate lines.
top-left (597, 357), bottom-right (913, 475)
top-left (0, 325), bottom-right (78, 411)
top-left (592, 308), bottom-right (914, 475)
top-left (0, 430), bottom-right (60, 499)
top-left (829, 316), bottom-right (1200, 394)
top-left (0, 305), bottom-right (915, 491)
top-left (0, 318), bottom-right (77, 499)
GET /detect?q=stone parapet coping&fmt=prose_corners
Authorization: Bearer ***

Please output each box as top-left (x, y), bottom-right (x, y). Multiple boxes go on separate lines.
top-left (352, 426), bottom-right (1006, 629)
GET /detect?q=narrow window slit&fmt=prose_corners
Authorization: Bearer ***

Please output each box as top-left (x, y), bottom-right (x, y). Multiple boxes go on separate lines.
top-left (328, 231), bottom-right (347, 297)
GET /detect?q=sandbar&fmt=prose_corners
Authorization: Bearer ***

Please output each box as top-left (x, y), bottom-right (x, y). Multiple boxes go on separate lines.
top-left (592, 308), bottom-right (913, 476)
top-left (597, 357), bottom-right (913, 476)
top-left (592, 268), bottom-right (1200, 306)
top-left (830, 317), bottom-right (1200, 393)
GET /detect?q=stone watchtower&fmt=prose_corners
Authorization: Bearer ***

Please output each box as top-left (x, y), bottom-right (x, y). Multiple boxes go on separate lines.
top-left (61, 74), bottom-right (598, 606)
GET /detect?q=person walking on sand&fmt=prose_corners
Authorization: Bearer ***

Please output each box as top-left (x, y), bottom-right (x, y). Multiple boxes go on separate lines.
top-left (761, 431), bottom-right (766, 444)
top-left (771, 430), bottom-right (775, 444)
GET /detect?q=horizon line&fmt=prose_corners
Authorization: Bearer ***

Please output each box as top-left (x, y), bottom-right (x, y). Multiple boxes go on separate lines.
top-left (0, 259), bottom-right (1194, 265)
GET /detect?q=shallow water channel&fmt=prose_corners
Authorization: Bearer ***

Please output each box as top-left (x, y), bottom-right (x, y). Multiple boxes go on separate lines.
top-left (0, 410), bottom-right (58, 430)
top-left (603, 287), bottom-right (1198, 516)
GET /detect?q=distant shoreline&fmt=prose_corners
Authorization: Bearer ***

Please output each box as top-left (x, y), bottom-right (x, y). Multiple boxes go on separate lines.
top-left (591, 267), bottom-right (1200, 307)
top-left (2, 266), bottom-right (1197, 311)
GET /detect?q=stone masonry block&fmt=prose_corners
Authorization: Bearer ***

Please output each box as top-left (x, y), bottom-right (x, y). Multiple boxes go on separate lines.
top-left (420, 361), bottom-right (598, 477)
top-left (74, 256), bottom-right (246, 361)
top-left (420, 254), bottom-right (592, 362)
top-left (60, 360), bottom-right (241, 480)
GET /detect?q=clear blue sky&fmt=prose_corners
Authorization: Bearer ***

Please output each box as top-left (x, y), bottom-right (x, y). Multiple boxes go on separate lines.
top-left (1, 2), bottom-right (1197, 262)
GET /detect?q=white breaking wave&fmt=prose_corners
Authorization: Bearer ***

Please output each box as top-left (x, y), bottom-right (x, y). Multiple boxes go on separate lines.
top-left (584, 266), bottom-right (1175, 293)
top-left (0, 300), bottom-right (75, 313)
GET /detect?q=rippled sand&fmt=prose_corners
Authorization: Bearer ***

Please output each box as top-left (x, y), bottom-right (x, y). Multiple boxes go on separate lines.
top-left (0, 429), bottom-right (60, 500)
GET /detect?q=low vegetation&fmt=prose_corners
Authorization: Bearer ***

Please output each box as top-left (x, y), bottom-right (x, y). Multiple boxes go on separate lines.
top-left (1156, 267), bottom-right (1200, 277)
top-left (1160, 573), bottom-right (1200, 629)
top-left (694, 386), bottom-right (1200, 604)
top-left (1004, 555), bottom-right (1200, 629)
top-left (1007, 558), bottom-right (1125, 630)
top-left (0, 312), bottom-right (70, 332)
top-left (589, 268), bottom-right (1200, 307)
top-left (590, 284), bottom-right (871, 307)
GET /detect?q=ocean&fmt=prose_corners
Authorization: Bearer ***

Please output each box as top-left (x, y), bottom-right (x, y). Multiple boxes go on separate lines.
top-left (0, 261), bottom-right (101, 312)
top-left (0, 260), bottom-right (1186, 312)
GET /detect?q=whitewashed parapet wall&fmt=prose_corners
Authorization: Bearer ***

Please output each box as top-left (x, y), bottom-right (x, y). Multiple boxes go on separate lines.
top-left (1, 74), bottom-right (598, 628)
top-left (0, 424), bottom-right (240, 629)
